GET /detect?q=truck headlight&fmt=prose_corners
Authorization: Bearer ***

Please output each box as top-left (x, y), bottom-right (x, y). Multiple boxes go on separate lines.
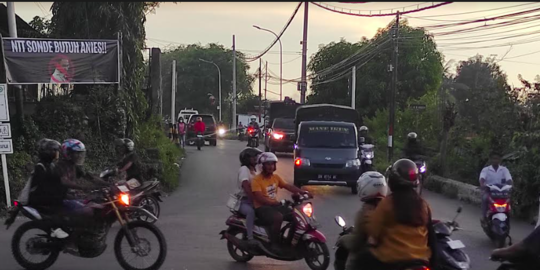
top-left (346, 159), bottom-right (361, 168)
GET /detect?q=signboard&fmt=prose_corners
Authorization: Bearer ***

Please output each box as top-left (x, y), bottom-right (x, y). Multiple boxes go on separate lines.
top-left (0, 84), bottom-right (9, 121)
top-left (0, 139), bottom-right (13, 154)
top-left (410, 104), bottom-right (427, 111)
top-left (2, 38), bottom-right (120, 84)
top-left (0, 123), bottom-right (11, 138)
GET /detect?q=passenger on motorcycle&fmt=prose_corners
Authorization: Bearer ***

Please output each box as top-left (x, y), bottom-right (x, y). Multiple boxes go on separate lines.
top-left (338, 171), bottom-right (388, 270)
top-left (360, 159), bottom-right (438, 270)
top-left (402, 132), bottom-right (426, 160)
top-left (250, 152), bottom-right (311, 254)
top-left (27, 138), bottom-right (67, 238)
top-left (358, 126), bottom-right (373, 145)
top-left (236, 148), bottom-right (263, 247)
top-left (479, 151), bottom-right (513, 224)
top-left (114, 138), bottom-right (143, 182)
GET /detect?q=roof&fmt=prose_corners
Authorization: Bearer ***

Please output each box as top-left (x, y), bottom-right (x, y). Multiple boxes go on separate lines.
top-left (299, 121), bottom-right (356, 127)
top-left (0, 4), bottom-right (43, 38)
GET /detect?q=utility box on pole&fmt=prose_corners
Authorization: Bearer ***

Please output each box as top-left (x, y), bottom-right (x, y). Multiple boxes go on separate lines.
top-left (151, 47), bottom-right (162, 116)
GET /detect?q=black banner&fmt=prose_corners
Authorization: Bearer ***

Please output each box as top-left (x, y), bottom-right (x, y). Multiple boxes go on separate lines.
top-left (1, 38), bottom-right (119, 84)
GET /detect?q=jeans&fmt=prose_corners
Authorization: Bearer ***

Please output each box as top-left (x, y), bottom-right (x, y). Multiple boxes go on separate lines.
top-left (62, 200), bottom-right (94, 227)
top-left (255, 205), bottom-right (294, 245)
top-left (481, 190), bottom-right (490, 219)
top-left (239, 198), bottom-right (255, 239)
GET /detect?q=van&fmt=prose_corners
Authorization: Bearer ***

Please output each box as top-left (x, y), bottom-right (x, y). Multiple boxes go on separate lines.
top-left (293, 104), bottom-right (362, 194)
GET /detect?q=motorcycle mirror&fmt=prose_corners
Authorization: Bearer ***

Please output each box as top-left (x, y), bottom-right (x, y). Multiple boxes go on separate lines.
top-left (335, 216), bottom-right (346, 227)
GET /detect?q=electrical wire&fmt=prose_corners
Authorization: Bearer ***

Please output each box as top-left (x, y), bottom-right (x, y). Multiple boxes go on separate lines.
top-left (404, 2), bottom-right (539, 18)
top-left (312, 2), bottom-right (452, 17)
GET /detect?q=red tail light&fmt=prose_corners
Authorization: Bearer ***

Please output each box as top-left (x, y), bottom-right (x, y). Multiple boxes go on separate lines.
top-left (13, 201), bottom-right (18, 206)
top-left (295, 158), bottom-right (302, 166)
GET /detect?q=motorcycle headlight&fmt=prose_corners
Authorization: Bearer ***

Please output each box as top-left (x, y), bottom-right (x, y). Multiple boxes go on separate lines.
top-left (365, 152), bottom-right (373, 159)
top-left (420, 165), bottom-right (426, 173)
top-left (346, 159), bottom-right (361, 168)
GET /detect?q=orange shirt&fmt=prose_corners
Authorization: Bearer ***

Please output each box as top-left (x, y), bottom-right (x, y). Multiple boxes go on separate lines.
top-left (251, 173), bottom-right (287, 208)
top-left (365, 196), bottom-right (432, 263)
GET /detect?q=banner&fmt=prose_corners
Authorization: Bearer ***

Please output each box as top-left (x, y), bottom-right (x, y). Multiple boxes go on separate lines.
top-left (1, 38), bottom-right (119, 84)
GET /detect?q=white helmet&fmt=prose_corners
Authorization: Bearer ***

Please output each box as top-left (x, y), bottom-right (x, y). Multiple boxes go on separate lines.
top-left (359, 126), bottom-right (369, 132)
top-left (357, 171), bottom-right (388, 202)
top-left (258, 152), bottom-right (278, 164)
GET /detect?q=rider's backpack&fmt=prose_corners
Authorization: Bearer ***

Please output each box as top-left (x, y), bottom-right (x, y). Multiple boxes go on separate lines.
top-left (17, 163), bottom-right (45, 206)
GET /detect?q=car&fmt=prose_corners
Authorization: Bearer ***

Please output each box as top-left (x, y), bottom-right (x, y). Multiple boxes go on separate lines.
top-left (177, 108), bottom-right (198, 122)
top-left (187, 114), bottom-right (217, 146)
top-left (264, 118), bottom-right (295, 153)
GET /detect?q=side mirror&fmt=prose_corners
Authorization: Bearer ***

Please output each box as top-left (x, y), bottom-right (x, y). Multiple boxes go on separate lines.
top-left (335, 216), bottom-right (346, 227)
top-left (457, 206), bottom-right (463, 213)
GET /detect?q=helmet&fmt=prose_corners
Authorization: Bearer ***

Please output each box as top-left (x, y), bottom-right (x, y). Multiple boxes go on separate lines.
top-left (357, 171), bottom-right (388, 202)
top-left (359, 126), bottom-right (369, 132)
top-left (407, 132), bottom-right (418, 141)
top-left (37, 138), bottom-right (61, 163)
top-left (239, 148), bottom-right (263, 167)
top-left (115, 138), bottom-right (135, 153)
top-left (387, 159), bottom-right (419, 189)
top-left (257, 152), bottom-right (278, 164)
top-left (250, 115), bottom-right (257, 121)
top-left (61, 139), bottom-right (86, 165)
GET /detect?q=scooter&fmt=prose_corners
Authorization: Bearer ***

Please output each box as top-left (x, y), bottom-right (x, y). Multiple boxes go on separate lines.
top-left (359, 143), bottom-right (375, 173)
top-left (333, 207), bottom-right (469, 270)
top-left (481, 183), bottom-right (513, 248)
top-left (219, 193), bottom-right (330, 270)
top-left (247, 127), bottom-right (259, 148)
top-left (238, 127), bottom-right (245, 141)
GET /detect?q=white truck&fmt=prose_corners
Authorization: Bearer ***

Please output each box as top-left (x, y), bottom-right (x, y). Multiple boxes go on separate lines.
top-left (177, 108), bottom-right (199, 122)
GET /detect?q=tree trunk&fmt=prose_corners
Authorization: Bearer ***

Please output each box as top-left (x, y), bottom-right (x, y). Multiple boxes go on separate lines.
top-left (439, 130), bottom-right (449, 177)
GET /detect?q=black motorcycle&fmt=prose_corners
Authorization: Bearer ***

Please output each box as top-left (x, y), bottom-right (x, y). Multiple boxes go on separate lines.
top-left (100, 169), bottom-right (162, 224)
top-left (5, 184), bottom-right (167, 270)
top-left (237, 127), bottom-right (245, 141)
top-left (196, 132), bottom-right (204, 150)
top-left (247, 127), bottom-right (259, 148)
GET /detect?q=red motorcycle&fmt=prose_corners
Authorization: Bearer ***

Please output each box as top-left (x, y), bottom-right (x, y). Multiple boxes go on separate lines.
top-left (219, 193), bottom-right (330, 270)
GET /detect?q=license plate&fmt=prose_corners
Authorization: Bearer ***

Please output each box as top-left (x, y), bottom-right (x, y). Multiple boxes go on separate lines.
top-left (447, 240), bottom-right (465, 250)
top-left (318, 174), bottom-right (337, 180)
top-left (197, 135), bottom-right (203, 138)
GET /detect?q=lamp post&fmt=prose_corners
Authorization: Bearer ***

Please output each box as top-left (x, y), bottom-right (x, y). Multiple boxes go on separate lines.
top-left (199, 58), bottom-right (222, 122)
top-left (253, 25), bottom-right (282, 101)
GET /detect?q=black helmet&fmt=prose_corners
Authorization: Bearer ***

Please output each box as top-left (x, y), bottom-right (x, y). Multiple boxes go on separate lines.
top-left (239, 147), bottom-right (263, 167)
top-left (37, 138), bottom-right (61, 163)
top-left (387, 159), bottom-right (419, 189)
top-left (115, 138), bottom-right (135, 153)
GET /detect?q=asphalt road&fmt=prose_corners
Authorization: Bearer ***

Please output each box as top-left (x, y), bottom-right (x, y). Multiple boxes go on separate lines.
top-left (0, 139), bottom-right (535, 270)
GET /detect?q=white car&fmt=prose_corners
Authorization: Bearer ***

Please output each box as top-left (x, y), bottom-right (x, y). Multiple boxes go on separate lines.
top-left (178, 108), bottom-right (198, 122)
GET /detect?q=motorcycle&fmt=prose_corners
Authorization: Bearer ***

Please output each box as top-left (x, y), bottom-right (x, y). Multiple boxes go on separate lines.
top-left (100, 169), bottom-right (162, 224)
top-left (196, 132), bottom-right (204, 150)
top-left (481, 183), bottom-right (513, 248)
top-left (247, 127), bottom-right (259, 148)
top-left (359, 143), bottom-right (375, 173)
top-left (219, 193), bottom-right (330, 270)
top-left (333, 207), bottom-right (469, 270)
top-left (4, 184), bottom-right (167, 270)
top-left (237, 127), bottom-right (245, 141)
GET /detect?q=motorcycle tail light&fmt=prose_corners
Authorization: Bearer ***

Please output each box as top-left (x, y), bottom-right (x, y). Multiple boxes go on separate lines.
top-left (120, 194), bottom-right (130, 206)
top-left (13, 201), bottom-right (18, 206)
top-left (303, 203), bottom-right (313, 217)
top-left (493, 203), bottom-right (507, 208)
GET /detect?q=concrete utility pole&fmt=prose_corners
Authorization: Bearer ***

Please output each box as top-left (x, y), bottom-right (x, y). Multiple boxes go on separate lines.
top-left (264, 61), bottom-right (268, 101)
top-left (300, 2), bottom-right (309, 104)
top-left (258, 59), bottom-right (262, 122)
top-left (171, 60), bottom-right (176, 124)
top-left (232, 35), bottom-right (237, 130)
top-left (388, 12), bottom-right (400, 163)
top-left (151, 48), bottom-right (162, 116)
top-left (351, 66), bottom-right (356, 109)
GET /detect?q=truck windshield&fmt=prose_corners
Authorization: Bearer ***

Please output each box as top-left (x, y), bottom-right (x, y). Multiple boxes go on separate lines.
top-left (273, 118), bottom-right (295, 130)
top-left (298, 125), bottom-right (356, 148)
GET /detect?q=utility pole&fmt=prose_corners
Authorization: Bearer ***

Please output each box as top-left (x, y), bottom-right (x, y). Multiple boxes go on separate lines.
top-left (171, 60), bottom-right (176, 125)
top-left (232, 35), bottom-right (237, 130)
top-left (388, 12), bottom-right (400, 163)
top-left (300, 2), bottom-right (309, 104)
top-left (258, 59), bottom-right (262, 123)
top-left (351, 66), bottom-right (356, 109)
top-left (264, 61), bottom-right (268, 101)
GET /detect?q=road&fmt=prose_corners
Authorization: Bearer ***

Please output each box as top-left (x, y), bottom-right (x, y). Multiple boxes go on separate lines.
top-left (0, 140), bottom-right (534, 270)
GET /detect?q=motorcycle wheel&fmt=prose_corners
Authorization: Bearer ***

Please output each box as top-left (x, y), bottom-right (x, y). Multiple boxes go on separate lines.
top-left (114, 220), bottom-right (167, 270)
top-left (304, 240), bottom-right (330, 270)
top-left (11, 221), bottom-right (60, 270)
top-left (135, 196), bottom-right (161, 224)
top-left (226, 228), bottom-right (254, 262)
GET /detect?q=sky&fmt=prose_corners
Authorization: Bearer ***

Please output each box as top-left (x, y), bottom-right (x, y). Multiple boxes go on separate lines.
top-left (6, 2), bottom-right (540, 102)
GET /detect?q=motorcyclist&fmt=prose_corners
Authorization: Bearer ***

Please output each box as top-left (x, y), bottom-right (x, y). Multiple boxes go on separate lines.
top-left (27, 138), bottom-right (68, 238)
top-left (114, 138), bottom-right (143, 183)
top-left (246, 116), bottom-right (260, 146)
top-left (337, 171), bottom-right (388, 270)
top-left (236, 148), bottom-right (263, 247)
top-left (358, 126), bottom-right (373, 145)
top-left (403, 132), bottom-right (426, 160)
top-left (250, 152), bottom-right (311, 254)
top-left (194, 116), bottom-right (206, 134)
top-left (359, 159), bottom-right (438, 269)
top-left (479, 151), bottom-right (513, 225)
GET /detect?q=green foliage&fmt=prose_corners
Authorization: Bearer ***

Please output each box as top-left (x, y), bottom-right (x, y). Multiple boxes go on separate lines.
top-left (307, 20), bottom-right (443, 119)
top-left (135, 116), bottom-right (182, 190)
top-left (161, 43), bottom-right (255, 125)
top-left (28, 16), bottom-right (51, 36)
top-left (0, 152), bottom-right (33, 209)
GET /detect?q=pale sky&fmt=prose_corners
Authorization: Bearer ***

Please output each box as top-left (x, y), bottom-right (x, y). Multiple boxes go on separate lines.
top-left (7, 2), bottom-right (540, 102)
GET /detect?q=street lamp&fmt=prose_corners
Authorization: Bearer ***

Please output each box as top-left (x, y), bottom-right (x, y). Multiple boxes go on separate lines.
top-left (199, 58), bottom-right (222, 122)
top-left (253, 24), bottom-right (282, 101)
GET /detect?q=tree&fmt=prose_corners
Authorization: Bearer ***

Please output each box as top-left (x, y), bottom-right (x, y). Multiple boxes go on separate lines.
top-left (161, 43), bottom-right (255, 124)
top-left (28, 16), bottom-right (51, 36)
top-left (307, 20), bottom-right (443, 118)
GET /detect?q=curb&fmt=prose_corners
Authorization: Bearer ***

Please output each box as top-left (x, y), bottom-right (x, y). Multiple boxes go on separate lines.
top-left (424, 175), bottom-right (482, 206)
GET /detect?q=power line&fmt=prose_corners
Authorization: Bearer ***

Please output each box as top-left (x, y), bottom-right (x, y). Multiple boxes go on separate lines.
top-left (312, 2), bottom-right (452, 17)
top-left (403, 2), bottom-right (539, 19)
